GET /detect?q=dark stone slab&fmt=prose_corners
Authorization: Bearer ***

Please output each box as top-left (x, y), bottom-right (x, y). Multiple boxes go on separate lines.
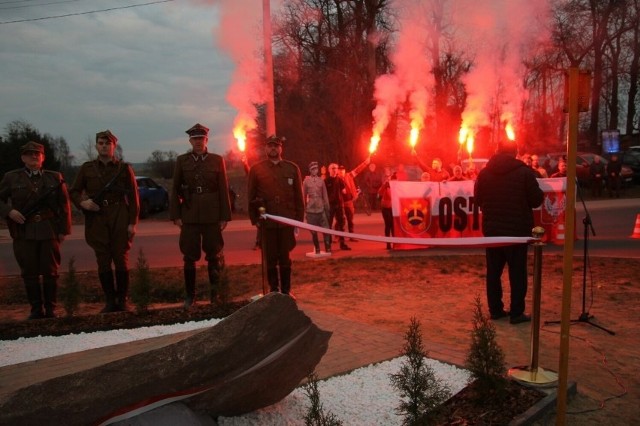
top-left (0, 293), bottom-right (331, 425)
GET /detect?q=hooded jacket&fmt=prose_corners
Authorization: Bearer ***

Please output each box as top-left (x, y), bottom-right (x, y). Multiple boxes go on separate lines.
top-left (474, 153), bottom-right (544, 237)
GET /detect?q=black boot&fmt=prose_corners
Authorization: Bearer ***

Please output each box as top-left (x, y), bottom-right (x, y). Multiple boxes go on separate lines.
top-left (98, 270), bottom-right (117, 313)
top-left (184, 266), bottom-right (196, 308)
top-left (42, 277), bottom-right (58, 318)
top-left (25, 278), bottom-right (44, 320)
top-left (115, 270), bottom-right (130, 311)
top-left (267, 267), bottom-right (279, 293)
top-left (280, 266), bottom-right (292, 296)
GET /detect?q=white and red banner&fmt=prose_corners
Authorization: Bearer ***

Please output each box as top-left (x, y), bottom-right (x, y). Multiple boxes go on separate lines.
top-left (390, 178), bottom-right (572, 249)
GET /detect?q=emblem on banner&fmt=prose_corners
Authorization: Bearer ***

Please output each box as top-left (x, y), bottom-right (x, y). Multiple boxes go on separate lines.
top-left (400, 198), bottom-right (431, 235)
top-left (541, 192), bottom-right (566, 224)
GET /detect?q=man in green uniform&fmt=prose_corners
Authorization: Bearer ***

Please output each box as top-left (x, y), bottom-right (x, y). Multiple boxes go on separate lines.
top-left (170, 123), bottom-right (232, 308)
top-left (0, 141), bottom-right (72, 319)
top-left (247, 135), bottom-right (304, 296)
top-left (69, 130), bottom-right (139, 312)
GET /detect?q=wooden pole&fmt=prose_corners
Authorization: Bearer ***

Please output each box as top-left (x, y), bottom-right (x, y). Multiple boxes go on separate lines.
top-left (556, 67), bottom-right (579, 425)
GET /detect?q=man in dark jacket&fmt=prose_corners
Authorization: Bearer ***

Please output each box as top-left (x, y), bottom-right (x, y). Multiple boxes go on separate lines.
top-left (170, 123), bottom-right (232, 308)
top-left (70, 130), bottom-right (139, 313)
top-left (247, 135), bottom-right (304, 296)
top-left (0, 141), bottom-right (72, 319)
top-left (474, 140), bottom-right (543, 325)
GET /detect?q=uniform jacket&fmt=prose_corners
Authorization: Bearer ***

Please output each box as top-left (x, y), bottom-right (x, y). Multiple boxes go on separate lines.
top-left (69, 159), bottom-right (139, 225)
top-left (248, 159), bottom-right (304, 227)
top-left (474, 153), bottom-right (544, 237)
top-left (302, 175), bottom-right (330, 214)
top-left (0, 168), bottom-right (72, 240)
top-left (170, 151), bottom-right (232, 224)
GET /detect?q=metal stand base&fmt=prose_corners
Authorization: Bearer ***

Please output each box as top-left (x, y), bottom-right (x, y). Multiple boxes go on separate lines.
top-left (544, 313), bottom-right (615, 335)
top-left (508, 366), bottom-right (559, 386)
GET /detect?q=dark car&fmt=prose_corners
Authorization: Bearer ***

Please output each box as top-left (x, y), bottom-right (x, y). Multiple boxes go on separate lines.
top-left (136, 176), bottom-right (169, 218)
top-left (620, 150), bottom-right (640, 183)
top-left (545, 152), bottom-right (634, 187)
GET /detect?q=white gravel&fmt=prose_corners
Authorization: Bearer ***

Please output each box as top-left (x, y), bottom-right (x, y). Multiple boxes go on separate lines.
top-left (0, 320), bottom-right (470, 425)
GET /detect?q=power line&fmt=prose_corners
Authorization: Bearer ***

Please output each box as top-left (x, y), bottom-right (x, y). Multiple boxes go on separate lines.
top-left (0, 0), bottom-right (175, 24)
top-left (0, 0), bottom-right (88, 11)
top-left (0, 0), bottom-right (40, 6)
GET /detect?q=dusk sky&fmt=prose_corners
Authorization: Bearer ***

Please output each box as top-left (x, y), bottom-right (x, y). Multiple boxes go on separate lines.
top-left (0, 1), bottom-right (243, 163)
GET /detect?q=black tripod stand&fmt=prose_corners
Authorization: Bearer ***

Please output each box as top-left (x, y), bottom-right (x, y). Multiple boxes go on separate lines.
top-left (545, 181), bottom-right (615, 335)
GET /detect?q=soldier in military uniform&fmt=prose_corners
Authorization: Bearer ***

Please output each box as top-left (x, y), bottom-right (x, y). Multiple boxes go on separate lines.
top-left (170, 123), bottom-right (232, 308)
top-left (69, 130), bottom-right (139, 313)
top-left (247, 135), bottom-right (304, 296)
top-left (0, 141), bottom-right (72, 319)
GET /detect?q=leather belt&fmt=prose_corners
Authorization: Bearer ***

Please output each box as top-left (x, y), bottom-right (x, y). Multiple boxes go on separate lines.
top-left (189, 186), bottom-right (217, 194)
top-left (26, 211), bottom-right (55, 223)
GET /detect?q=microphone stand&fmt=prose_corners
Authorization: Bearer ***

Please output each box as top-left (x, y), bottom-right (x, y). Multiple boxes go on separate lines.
top-left (545, 179), bottom-right (615, 335)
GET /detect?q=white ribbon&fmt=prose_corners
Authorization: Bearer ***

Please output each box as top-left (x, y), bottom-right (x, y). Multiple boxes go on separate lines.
top-left (262, 213), bottom-right (535, 248)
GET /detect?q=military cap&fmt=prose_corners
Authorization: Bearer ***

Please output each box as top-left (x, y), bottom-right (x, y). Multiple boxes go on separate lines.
top-left (186, 123), bottom-right (209, 138)
top-left (309, 161), bottom-right (319, 170)
top-left (265, 135), bottom-right (284, 146)
top-left (21, 141), bottom-right (45, 154)
top-left (96, 130), bottom-right (118, 144)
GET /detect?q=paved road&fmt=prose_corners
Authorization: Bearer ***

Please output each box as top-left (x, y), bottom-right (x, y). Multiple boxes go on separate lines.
top-left (0, 198), bottom-right (638, 276)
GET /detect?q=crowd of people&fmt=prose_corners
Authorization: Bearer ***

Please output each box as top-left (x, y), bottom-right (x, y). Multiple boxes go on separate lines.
top-left (3, 126), bottom-right (625, 319)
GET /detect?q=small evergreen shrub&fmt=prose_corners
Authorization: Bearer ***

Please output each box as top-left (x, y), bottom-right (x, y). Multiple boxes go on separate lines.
top-left (302, 373), bottom-right (343, 426)
top-left (130, 249), bottom-right (152, 313)
top-left (60, 257), bottom-right (81, 317)
top-left (464, 295), bottom-right (508, 398)
top-left (390, 317), bottom-right (451, 425)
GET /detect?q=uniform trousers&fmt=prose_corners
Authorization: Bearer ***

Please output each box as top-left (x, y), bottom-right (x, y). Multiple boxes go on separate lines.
top-left (305, 211), bottom-right (331, 251)
top-left (85, 207), bottom-right (131, 273)
top-left (13, 238), bottom-right (60, 279)
top-left (485, 244), bottom-right (528, 317)
top-left (263, 226), bottom-right (296, 293)
top-left (179, 223), bottom-right (224, 267)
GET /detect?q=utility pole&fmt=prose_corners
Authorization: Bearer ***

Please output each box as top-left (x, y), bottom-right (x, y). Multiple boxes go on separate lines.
top-left (263, 0), bottom-right (276, 137)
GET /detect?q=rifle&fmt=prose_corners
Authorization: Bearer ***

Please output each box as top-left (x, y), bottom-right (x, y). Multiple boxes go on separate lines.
top-left (21, 181), bottom-right (62, 219)
top-left (89, 163), bottom-right (128, 207)
top-left (6, 179), bottom-right (62, 238)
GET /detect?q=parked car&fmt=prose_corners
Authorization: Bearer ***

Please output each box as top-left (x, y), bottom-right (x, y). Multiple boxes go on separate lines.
top-left (620, 150), bottom-right (640, 183)
top-left (545, 152), bottom-right (634, 187)
top-left (136, 176), bottom-right (169, 218)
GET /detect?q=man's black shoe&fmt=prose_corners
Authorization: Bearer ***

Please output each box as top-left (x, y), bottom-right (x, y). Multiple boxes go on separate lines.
top-left (340, 243), bottom-right (351, 251)
top-left (510, 313), bottom-right (531, 324)
top-left (28, 311), bottom-right (44, 320)
top-left (490, 310), bottom-right (509, 320)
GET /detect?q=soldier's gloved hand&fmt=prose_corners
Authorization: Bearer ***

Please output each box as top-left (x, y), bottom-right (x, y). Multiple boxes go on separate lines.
top-left (80, 199), bottom-right (100, 211)
top-left (127, 224), bottom-right (136, 240)
top-left (220, 221), bottom-right (228, 231)
top-left (8, 209), bottom-right (25, 224)
top-left (173, 219), bottom-right (183, 227)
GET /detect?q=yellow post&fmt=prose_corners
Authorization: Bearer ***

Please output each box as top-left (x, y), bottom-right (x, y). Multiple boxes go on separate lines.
top-left (508, 227), bottom-right (557, 385)
top-left (556, 67), bottom-right (580, 425)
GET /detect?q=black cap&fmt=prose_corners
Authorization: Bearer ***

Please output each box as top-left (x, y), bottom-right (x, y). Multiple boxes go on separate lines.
top-left (186, 123), bottom-right (209, 138)
top-left (96, 130), bottom-right (118, 144)
top-left (266, 135), bottom-right (284, 146)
